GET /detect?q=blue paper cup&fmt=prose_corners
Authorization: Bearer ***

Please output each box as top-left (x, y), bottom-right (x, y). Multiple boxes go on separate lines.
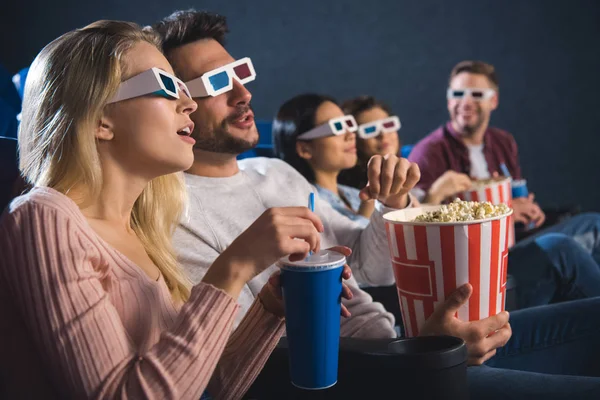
top-left (278, 250), bottom-right (346, 390)
top-left (511, 179), bottom-right (537, 229)
top-left (511, 179), bottom-right (529, 199)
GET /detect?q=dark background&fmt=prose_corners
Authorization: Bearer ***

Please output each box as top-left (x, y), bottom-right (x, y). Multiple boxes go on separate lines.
top-left (1, 0), bottom-right (598, 211)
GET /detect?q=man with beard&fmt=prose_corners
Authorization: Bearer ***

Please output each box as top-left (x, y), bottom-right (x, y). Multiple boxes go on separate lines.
top-left (409, 61), bottom-right (600, 254)
top-left (408, 60), bottom-right (546, 228)
top-left (152, 10), bottom-right (424, 340)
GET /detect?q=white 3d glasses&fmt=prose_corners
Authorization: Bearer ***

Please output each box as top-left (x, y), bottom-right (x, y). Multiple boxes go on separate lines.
top-left (357, 116), bottom-right (401, 139)
top-left (108, 68), bottom-right (190, 104)
top-left (297, 115), bottom-right (358, 141)
top-left (185, 57), bottom-right (256, 98)
top-left (446, 87), bottom-right (496, 101)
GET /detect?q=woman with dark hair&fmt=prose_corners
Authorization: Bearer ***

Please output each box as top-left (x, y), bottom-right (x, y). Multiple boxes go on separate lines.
top-left (340, 95), bottom-right (471, 205)
top-left (273, 94), bottom-right (374, 225)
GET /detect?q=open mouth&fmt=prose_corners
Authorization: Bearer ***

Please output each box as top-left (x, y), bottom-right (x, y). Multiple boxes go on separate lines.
top-left (229, 111), bottom-right (255, 129)
top-left (177, 126), bottom-right (191, 136)
top-left (236, 113), bottom-right (252, 123)
top-left (177, 122), bottom-right (194, 136)
top-left (176, 123), bottom-right (196, 144)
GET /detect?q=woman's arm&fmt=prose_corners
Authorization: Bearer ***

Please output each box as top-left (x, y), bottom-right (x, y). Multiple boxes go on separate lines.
top-left (0, 203), bottom-right (239, 399)
top-left (208, 295), bottom-right (285, 399)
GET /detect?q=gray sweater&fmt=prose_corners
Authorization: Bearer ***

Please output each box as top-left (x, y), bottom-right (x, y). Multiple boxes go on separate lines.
top-left (174, 157), bottom-right (398, 339)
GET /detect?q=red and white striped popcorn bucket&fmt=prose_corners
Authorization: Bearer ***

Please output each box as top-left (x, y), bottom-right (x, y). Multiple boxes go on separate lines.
top-left (458, 178), bottom-right (515, 248)
top-left (383, 206), bottom-right (513, 337)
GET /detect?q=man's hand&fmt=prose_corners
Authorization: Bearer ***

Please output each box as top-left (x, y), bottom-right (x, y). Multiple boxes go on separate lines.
top-left (513, 194), bottom-right (545, 228)
top-left (359, 154), bottom-right (420, 209)
top-left (420, 284), bottom-right (512, 365)
top-left (425, 171), bottom-right (472, 205)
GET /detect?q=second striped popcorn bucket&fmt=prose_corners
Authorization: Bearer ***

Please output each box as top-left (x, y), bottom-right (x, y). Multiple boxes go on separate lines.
top-left (383, 206), bottom-right (513, 337)
top-left (458, 178), bottom-right (515, 248)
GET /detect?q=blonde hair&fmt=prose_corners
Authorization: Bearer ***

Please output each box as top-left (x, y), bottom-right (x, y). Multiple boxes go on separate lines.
top-left (19, 20), bottom-right (191, 302)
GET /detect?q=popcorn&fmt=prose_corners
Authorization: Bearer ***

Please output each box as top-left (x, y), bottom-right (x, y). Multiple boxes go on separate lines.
top-left (413, 199), bottom-right (511, 223)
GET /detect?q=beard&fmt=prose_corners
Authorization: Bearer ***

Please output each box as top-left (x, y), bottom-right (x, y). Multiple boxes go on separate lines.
top-left (191, 104), bottom-right (259, 154)
top-left (452, 104), bottom-right (485, 137)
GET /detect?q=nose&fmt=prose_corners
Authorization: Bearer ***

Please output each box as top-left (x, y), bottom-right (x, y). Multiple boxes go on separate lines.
top-left (345, 130), bottom-right (356, 140)
top-left (458, 95), bottom-right (476, 108)
top-left (177, 83), bottom-right (198, 115)
top-left (227, 79), bottom-right (252, 107)
top-left (178, 94), bottom-right (198, 116)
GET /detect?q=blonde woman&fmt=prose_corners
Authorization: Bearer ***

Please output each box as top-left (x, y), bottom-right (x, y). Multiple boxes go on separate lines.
top-left (0, 21), bottom-right (346, 399)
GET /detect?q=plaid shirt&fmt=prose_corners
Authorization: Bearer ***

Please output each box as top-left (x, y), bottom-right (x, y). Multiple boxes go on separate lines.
top-left (408, 122), bottom-right (522, 193)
